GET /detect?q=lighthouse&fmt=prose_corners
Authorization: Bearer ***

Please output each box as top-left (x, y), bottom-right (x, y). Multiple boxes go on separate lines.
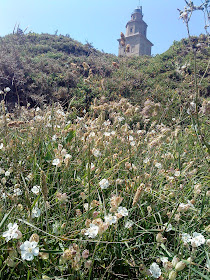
top-left (118, 6), bottom-right (153, 56)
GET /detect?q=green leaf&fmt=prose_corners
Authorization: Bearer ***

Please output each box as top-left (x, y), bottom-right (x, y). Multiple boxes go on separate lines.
top-left (0, 206), bottom-right (14, 230)
top-left (65, 130), bottom-right (75, 143)
top-left (160, 244), bottom-right (172, 257)
top-left (39, 249), bottom-right (63, 254)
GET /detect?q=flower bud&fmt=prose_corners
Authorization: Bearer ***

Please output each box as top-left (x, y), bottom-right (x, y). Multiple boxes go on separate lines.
top-left (186, 257), bottom-right (193, 264)
top-left (63, 249), bottom-right (75, 260)
top-left (156, 233), bottom-right (167, 243)
top-left (17, 204), bottom-right (23, 211)
top-left (5, 257), bottom-right (16, 267)
top-left (169, 270), bottom-right (177, 280)
top-left (61, 223), bottom-right (66, 229)
top-left (174, 213), bottom-right (180, 222)
top-left (82, 249), bottom-right (89, 259)
top-left (147, 206), bottom-right (152, 213)
top-left (172, 256), bottom-right (179, 267)
top-left (85, 259), bottom-right (92, 269)
top-left (39, 252), bottom-right (49, 260)
top-left (80, 192), bottom-right (86, 200)
top-left (16, 230), bottom-right (22, 240)
top-left (85, 219), bottom-right (91, 227)
top-left (29, 233), bottom-right (39, 243)
top-left (75, 209), bottom-right (82, 217)
top-left (163, 261), bottom-right (173, 271)
top-left (175, 261), bottom-right (186, 271)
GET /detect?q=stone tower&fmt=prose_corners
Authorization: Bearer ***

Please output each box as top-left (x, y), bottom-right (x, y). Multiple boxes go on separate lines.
top-left (118, 6), bottom-right (153, 56)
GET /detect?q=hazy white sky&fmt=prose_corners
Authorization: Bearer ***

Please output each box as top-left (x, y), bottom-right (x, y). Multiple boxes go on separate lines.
top-left (0, 0), bottom-right (207, 55)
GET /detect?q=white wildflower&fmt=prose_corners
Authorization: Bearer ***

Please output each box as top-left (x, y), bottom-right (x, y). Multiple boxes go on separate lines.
top-left (86, 162), bottom-right (95, 171)
top-left (1, 192), bottom-right (7, 199)
top-left (130, 141), bottom-right (136, 146)
top-left (85, 224), bottom-right (99, 238)
top-left (103, 120), bottom-right (111, 126)
top-left (14, 188), bottom-right (22, 196)
top-left (117, 116), bottom-right (125, 122)
top-left (104, 132), bottom-right (111, 137)
top-left (84, 203), bottom-right (92, 211)
top-left (160, 257), bottom-right (168, 264)
top-left (4, 87), bottom-right (11, 93)
top-left (181, 233), bottom-right (191, 245)
top-left (52, 221), bottom-right (60, 235)
top-left (155, 162), bottom-right (162, 169)
top-left (143, 158), bottom-right (150, 164)
top-left (31, 185), bottom-right (41, 195)
top-left (92, 148), bottom-right (101, 157)
top-left (128, 135), bottom-right (134, 141)
top-left (190, 232), bottom-right (205, 247)
top-left (31, 206), bottom-right (41, 218)
top-left (187, 200), bottom-right (195, 209)
top-left (89, 132), bottom-right (96, 138)
top-left (56, 109), bottom-right (65, 116)
top-left (2, 223), bottom-right (22, 242)
top-left (104, 214), bottom-right (117, 225)
top-left (163, 223), bottom-right (173, 232)
top-left (177, 203), bottom-right (190, 212)
top-left (117, 206), bottom-right (128, 217)
top-left (99, 179), bottom-right (109, 190)
top-left (0, 143), bottom-right (4, 149)
top-left (174, 171), bottom-right (181, 177)
top-left (125, 220), bottom-right (134, 229)
top-left (52, 158), bottom-right (61, 167)
top-left (52, 134), bottom-right (57, 141)
top-left (5, 171), bottom-right (10, 177)
top-left (149, 262), bottom-right (161, 278)
top-left (20, 241), bottom-right (39, 261)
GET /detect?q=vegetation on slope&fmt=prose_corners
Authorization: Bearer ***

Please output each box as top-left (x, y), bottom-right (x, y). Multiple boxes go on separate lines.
top-left (0, 33), bottom-right (209, 114)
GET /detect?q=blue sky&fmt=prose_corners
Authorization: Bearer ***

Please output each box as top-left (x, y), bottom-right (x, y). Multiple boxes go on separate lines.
top-left (0, 0), bottom-right (206, 55)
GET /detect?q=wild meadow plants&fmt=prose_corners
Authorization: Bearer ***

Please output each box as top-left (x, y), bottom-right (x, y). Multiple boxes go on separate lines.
top-left (0, 94), bottom-right (209, 279)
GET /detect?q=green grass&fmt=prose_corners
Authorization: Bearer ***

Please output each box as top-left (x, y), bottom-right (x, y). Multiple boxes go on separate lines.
top-left (0, 96), bottom-right (209, 279)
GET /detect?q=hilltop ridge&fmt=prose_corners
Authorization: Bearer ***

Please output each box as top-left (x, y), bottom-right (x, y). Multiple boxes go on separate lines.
top-left (0, 33), bottom-right (209, 113)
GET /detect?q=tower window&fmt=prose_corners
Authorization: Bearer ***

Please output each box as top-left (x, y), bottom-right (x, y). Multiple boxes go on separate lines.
top-left (130, 28), bottom-right (133, 33)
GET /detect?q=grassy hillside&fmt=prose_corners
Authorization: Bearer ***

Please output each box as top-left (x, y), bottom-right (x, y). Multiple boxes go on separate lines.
top-left (0, 33), bottom-right (209, 113)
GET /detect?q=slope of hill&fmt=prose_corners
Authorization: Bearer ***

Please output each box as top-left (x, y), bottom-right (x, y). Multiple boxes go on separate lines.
top-left (0, 33), bottom-right (209, 115)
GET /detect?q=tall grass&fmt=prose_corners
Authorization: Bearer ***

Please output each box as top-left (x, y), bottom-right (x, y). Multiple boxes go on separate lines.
top-left (0, 96), bottom-right (209, 279)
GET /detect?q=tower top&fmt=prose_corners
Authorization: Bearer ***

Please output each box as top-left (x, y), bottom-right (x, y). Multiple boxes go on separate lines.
top-left (132, 6), bottom-right (143, 17)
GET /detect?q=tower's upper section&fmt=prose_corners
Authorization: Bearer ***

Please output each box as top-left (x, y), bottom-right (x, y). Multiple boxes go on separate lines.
top-left (125, 6), bottom-right (147, 37)
top-left (131, 6), bottom-right (143, 20)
